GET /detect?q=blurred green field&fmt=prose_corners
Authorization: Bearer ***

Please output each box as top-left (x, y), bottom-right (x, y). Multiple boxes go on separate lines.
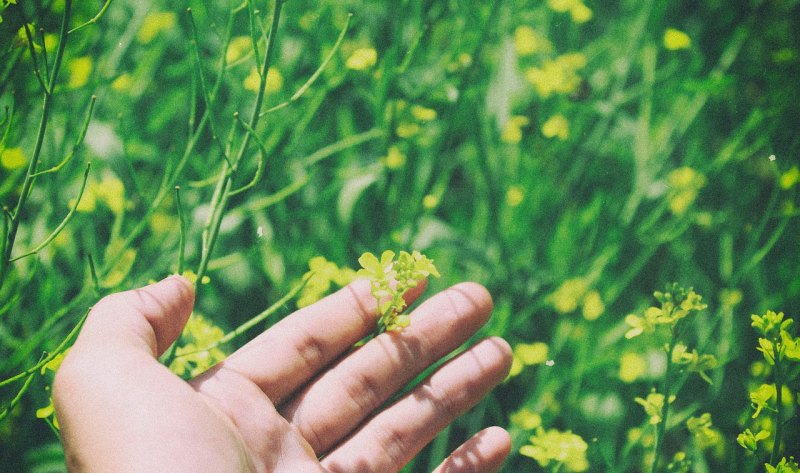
top-left (1, 0), bottom-right (799, 471)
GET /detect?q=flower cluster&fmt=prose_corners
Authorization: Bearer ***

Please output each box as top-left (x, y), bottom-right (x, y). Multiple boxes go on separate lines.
top-left (169, 314), bottom-right (228, 379)
top-left (548, 277), bottom-right (604, 320)
top-left (624, 284), bottom-right (707, 339)
top-left (297, 256), bottom-right (357, 308)
top-left (520, 427), bottom-right (590, 472)
top-left (357, 250), bottom-right (439, 332)
top-left (739, 310), bottom-right (800, 470)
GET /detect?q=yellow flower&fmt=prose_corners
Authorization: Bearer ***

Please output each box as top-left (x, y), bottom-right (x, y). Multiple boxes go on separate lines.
top-left (182, 269), bottom-right (211, 285)
top-left (547, 0), bottom-right (579, 13)
top-left (635, 391), bottom-right (674, 425)
top-left (547, 0), bottom-right (592, 24)
top-left (581, 290), bottom-right (604, 320)
top-left (298, 256), bottom-right (356, 308)
top-left (780, 166), bottom-right (799, 189)
top-left (619, 352), bottom-right (647, 383)
top-left (67, 56), bottom-right (92, 89)
top-left (170, 313), bottom-right (228, 378)
top-left (501, 115), bottom-right (529, 144)
top-left (525, 53), bottom-right (587, 98)
top-left (111, 73), bottom-right (133, 92)
top-left (667, 167), bottom-right (706, 215)
top-left (549, 278), bottom-right (588, 314)
top-left (570, 3), bottom-right (593, 23)
top-left (226, 36), bottom-right (252, 63)
top-left (410, 105), bottom-right (437, 121)
top-left (664, 28), bottom-right (691, 50)
top-left (510, 408), bottom-right (542, 430)
top-left (1, 147), bottom-right (26, 169)
top-left (750, 384), bottom-right (775, 418)
top-left (137, 11), bottom-right (176, 44)
top-left (542, 114), bottom-right (570, 140)
top-left (244, 67), bottom-right (284, 93)
top-left (346, 47), bottom-right (378, 71)
top-left (506, 185), bottom-right (525, 207)
top-left (737, 428), bottom-right (770, 452)
top-left (520, 427), bottom-right (589, 472)
top-left (382, 145), bottom-right (407, 170)
top-left (396, 122), bottom-right (421, 138)
top-left (422, 194), bottom-right (439, 209)
top-left (514, 25), bottom-right (551, 56)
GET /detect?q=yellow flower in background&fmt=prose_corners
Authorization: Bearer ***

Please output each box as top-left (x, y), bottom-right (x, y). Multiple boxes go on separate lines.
top-left (581, 290), bottom-right (604, 320)
top-left (1, 147), bottom-right (26, 169)
top-left (410, 105), bottom-right (437, 121)
top-left (244, 67), bottom-right (284, 93)
top-left (67, 56), bottom-right (92, 89)
top-left (667, 166), bottom-right (706, 215)
top-left (506, 185), bottom-right (525, 207)
top-left (137, 11), bottom-right (176, 44)
top-left (510, 408), bottom-right (543, 430)
top-left (346, 47), bottom-right (378, 70)
top-left (547, 0), bottom-right (592, 24)
top-left (298, 256), bottom-right (356, 308)
top-left (780, 166), bottom-right (799, 189)
top-left (525, 53), bottom-right (587, 98)
top-left (382, 145), bottom-right (407, 170)
top-left (72, 175), bottom-right (126, 215)
top-left (521, 427), bottom-right (589, 472)
top-left (619, 352), bottom-right (647, 383)
top-left (396, 122), bottom-right (421, 138)
top-left (570, 3), bottom-right (593, 23)
top-left (542, 114), bottom-right (570, 140)
top-left (182, 269), bottom-right (211, 285)
top-left (549, 277), bottom-right (589, 314)
top-left (111, 73), bottom-right (133, 92)
top-left (501, 115), bottom-right (530, 144)
top-left (664, 28), bottom-right (691, 50)
top-left (422, 194), bottom-right (439, 209)
top-left (226, 36), bottom-right (252, 63)
top-left (514, 25), bottom-right (551, 56)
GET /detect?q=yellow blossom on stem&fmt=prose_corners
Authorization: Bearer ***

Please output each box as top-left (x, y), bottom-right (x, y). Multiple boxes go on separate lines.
top-left (346, 47), bottom-right (378, 71)
top-left (664, 28), bottom-right (691, 50)
top-left (520, 427), bottom-right (589, 472)
top-left (1, 147), bottom-right (27, 170)
top-left (137, 11), bottom-right (176, 44)
top-left (542, 114), bottom-right (570, 140)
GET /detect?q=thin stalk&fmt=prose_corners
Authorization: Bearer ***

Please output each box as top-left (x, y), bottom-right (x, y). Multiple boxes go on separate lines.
top-left (2, 0), bottom-right (72, 286)
top-left (0, 308), bottom-right (88, 388)
top-left (651, 337), bottom-right (678, 473)
top-left (30, 95), bottom-right (96, 177)
top-left (175, 186), bottom-right (186, 274)
top-left (10, 162), bottom-right (92, 262)
top-left (68, 0), bottom-right (112, 34)
top-left (261, 13), bottom-right (352, 115)
top-left (195, 0), bottom-right (284, 286)
top-left (770, 352), bottom-right (784, 464)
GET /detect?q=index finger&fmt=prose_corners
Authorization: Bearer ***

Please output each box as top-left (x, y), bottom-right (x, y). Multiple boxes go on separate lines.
top-left (203, 278), bottom-right (427, 404)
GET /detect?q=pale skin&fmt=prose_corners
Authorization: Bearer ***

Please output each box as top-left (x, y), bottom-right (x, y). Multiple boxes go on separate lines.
top-left (54, 275), bottom-right (513, 472)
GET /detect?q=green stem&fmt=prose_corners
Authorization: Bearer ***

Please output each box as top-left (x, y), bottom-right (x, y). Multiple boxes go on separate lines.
top-left (195, 0), bottom-right (284, 287)
top-left (2, 0), bottom-right (72, 286)
top-left (770, 351), bottom-right (783, 465)
top-left (651, 337), bottom-right (677, 473)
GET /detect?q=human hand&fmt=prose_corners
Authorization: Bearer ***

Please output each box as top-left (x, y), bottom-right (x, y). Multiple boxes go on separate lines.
top-left (54, 275), bottom-right (512, 472)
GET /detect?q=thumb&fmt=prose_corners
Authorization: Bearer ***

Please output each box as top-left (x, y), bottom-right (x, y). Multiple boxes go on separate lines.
top-left (73, 275), bottom-right (195, 358)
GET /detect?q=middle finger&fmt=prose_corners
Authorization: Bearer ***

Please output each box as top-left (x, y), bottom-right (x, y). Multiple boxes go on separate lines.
top-left (279, 282), bottom-right (493, 454)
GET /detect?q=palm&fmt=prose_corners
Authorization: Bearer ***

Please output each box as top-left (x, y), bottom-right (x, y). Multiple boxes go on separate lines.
top-left (55, 276), bottom-right (512, 472)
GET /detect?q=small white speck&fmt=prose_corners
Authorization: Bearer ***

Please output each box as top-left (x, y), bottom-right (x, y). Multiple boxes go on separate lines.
top-left (769, 154), bottom-right (776, 161)
top-left (545, 360), bottom-right (555, 367)
top-left (257, 226), bottom-right (263, 238)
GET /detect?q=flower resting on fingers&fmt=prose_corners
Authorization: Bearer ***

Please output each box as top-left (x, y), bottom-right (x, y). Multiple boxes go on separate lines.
top-left (357, 250), bottom-right (440, 333)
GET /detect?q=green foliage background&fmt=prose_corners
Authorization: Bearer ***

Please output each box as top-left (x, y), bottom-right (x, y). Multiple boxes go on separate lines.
top-left (1, 0), bottom-right (799, 471)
